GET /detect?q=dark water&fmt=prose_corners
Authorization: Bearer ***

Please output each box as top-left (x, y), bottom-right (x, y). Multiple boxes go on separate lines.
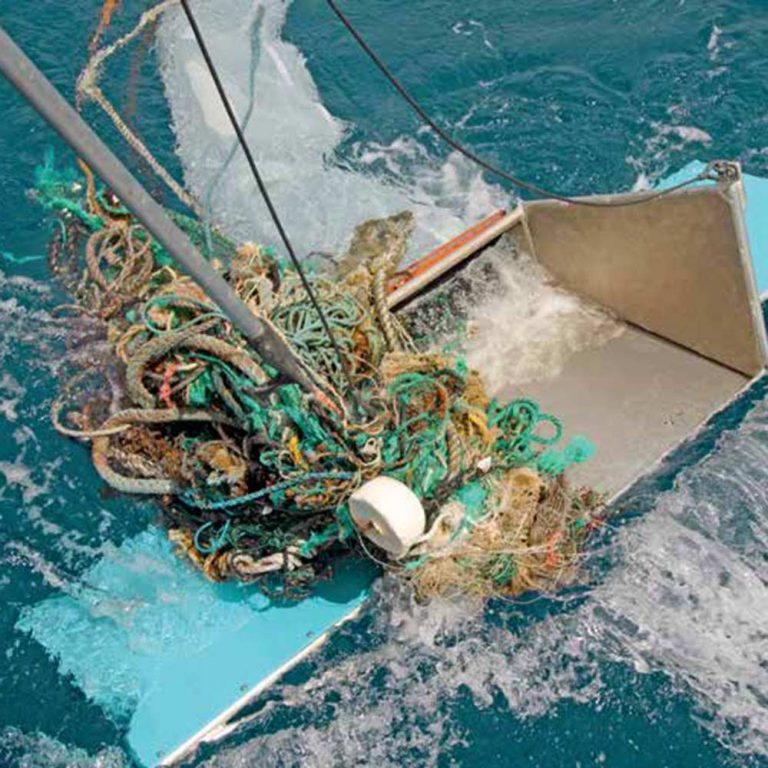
top-left (0, 1), bottom-right (767, 766)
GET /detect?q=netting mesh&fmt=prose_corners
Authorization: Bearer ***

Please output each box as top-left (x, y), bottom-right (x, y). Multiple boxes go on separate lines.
top-left (38, 156), bottom-right (603, 600)
top-left (35, 1), bottom-right (606, 601)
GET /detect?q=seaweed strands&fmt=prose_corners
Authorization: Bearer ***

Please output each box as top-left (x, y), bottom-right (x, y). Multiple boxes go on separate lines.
top-left (40, 161), bottom-right (604, 601)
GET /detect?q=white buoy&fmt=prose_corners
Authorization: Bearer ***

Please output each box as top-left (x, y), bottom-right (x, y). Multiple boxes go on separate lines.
top-left (349, 476), bottom-right (426, 559)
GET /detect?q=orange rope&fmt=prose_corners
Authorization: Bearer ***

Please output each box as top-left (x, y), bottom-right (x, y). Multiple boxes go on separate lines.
top-left (89, 0), bottom-right (121, 53)
top-left (544, 531), bottom-right (563, 567)
top-left (159, 362), bottom-right (178, 409)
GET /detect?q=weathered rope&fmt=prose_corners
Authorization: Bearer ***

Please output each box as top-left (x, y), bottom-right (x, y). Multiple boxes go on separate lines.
top-left (92, 407), bottom-right (238, 494)
top-left (77, 0), bottom-right (203, 215)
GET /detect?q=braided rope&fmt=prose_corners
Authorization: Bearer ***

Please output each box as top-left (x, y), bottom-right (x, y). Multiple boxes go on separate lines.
top-left (77, 0), bottom-right (203, 215)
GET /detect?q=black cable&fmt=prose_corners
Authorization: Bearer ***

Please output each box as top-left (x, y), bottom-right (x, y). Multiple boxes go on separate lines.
top-left (179, 0), bottom-right (357, 394)
top-left (325, 0), bottom-right (715, 207)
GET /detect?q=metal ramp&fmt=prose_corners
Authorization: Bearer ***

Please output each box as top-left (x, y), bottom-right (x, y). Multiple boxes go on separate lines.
top-left (505, 327), bottom-right (749, 495)
top-left (488, 171), bottom-right (766, 495)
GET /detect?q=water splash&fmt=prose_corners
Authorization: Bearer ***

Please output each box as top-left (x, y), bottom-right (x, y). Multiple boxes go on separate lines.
top-left (462, 239), bottom-right (624, 392)
top-left (155, 0), bottom-right (510, 261)
top-left (580, 400), bottom-right (768, 755)
top-left (0, 728), bottom-right (128, 768)
top-left (401, 235), bottom-right (624, 393)
top-left (628, 117), bottom-right (714, 190)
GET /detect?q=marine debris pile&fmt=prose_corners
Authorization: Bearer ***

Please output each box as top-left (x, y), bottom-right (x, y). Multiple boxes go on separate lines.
top-left (39, 158), bottom-right (603, 601)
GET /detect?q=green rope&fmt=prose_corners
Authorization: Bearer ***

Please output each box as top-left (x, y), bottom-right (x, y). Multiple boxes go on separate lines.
top-left (194, 519), bottom-right (232, 554)
top-left (36, 153), bottom-right (599, 595)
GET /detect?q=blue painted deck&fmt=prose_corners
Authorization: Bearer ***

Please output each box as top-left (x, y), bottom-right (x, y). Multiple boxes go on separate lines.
top-left (17, 529), bottom-right (375, 765)
top-left (15, 163), bottom-right (768, 767)
top-left (746, 175), bottom-right (768, 295)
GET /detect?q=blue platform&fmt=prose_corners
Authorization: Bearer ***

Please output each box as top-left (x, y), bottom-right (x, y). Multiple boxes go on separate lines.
top-left (15, 163), bottom-right (768, 767)
top-left (745, 170), bottom-right (768, 295)
top-left (17, 529), bottom-right (375, 765)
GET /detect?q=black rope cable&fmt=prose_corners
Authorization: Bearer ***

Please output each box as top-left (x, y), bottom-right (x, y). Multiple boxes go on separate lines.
top-left (179, 0), bottom-right (357, 395)
top-left (324, 0), bottom-right (716, 207)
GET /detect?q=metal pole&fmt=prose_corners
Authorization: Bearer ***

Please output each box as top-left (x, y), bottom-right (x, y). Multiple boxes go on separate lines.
top-left (0, 24), bottom-right (317, 394)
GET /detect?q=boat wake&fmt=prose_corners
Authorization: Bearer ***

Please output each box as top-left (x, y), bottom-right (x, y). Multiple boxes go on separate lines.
top-left (0, 727), bottom-right (127, 768)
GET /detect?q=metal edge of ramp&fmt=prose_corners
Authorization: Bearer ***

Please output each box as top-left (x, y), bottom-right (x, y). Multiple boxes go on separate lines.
top-left (662, 161), bottom-right (768, 297)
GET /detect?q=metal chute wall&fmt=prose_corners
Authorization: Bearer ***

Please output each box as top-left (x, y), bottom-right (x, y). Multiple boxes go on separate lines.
top-left (524, 185), bottom-right (768, 377)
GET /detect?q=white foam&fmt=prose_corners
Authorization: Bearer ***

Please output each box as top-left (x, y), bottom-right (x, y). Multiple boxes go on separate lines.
top-left (0, 373), bottom-right (23, 423)
top-left (707, 24), bottom-right (734, 63)
top-left (579, 404), bottom-right (768, 755)
top-left (0, 457), bottom-right (53, 505)
top-left (0, 274), bottom-right (123, 557)
top-left (185, 59), bottom-right (237, 137)
top-left (626, 117), bottom-right (713, 187)
top-left (663, 124), bottom-right (713, 145)
top-left (451, 19), bottom-right (497, 52)
top-left (405, 236), bottom-right (624, 392)
top-left (197, 580), bottom-right (604, 767)
top-left (0, 727), bottom-right (128, 768)
top-left (708, 25), bottom-right (723, 57)
top-left (463, 243), bottom-right (624, 392)
top-left (156, 0), bottom-right (510, 261)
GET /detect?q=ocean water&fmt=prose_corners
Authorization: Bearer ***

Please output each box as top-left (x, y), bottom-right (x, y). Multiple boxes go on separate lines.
top-left (1, 1), bottom-right (768, 766)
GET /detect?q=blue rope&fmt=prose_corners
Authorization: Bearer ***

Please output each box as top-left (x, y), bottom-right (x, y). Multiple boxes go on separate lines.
top-left (183, 470), bottom-right (356, 511)
top-left (194, 519), bottom-right (232, 554)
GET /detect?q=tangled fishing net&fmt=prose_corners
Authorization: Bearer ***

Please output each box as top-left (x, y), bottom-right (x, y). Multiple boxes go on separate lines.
top-left (36, 0), bottom-right (605, 601)
top-left (37, 157), bottom-right (603, 601)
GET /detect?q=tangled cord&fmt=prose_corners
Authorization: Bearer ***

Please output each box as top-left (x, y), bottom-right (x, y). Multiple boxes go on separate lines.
top-left (41, 161), bottom-right (602, 598)
top-left (40, 0), bottom-right (614, 597)
top-left (77, 0), bottom-right (201, 214)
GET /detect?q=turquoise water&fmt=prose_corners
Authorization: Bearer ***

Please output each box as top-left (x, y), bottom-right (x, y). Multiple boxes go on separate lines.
top-left (1, 1), bottom-right (768, 765)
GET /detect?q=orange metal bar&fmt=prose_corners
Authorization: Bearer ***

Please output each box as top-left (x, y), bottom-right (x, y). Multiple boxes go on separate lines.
top-left (387, 209), bottom-right (507, 292)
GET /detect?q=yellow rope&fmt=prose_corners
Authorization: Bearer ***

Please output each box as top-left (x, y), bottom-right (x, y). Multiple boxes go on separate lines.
top-left (76, 157), bottom-right (108, 220)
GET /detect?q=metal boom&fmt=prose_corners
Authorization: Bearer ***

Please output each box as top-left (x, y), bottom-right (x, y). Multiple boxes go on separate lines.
top-left (0, 24), bottom-right (316, 393)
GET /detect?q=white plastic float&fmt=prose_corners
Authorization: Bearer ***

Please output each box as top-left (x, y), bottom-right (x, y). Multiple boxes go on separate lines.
top-left (349, 476), bottom-right (426, 558)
